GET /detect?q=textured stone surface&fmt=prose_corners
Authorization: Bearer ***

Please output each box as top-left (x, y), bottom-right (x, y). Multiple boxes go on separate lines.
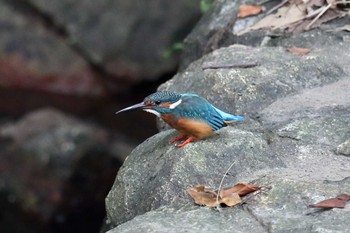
top-left (105, 127), bottom-right (283, 226)
top-left (103, 0), bottom-right (350, 232)
top-left (109, 177), bottom-right (350, 233)
top-left (107, 206), bottom-right (266, 233)
top-left (248, 176), bottom-right (350, 233)
top-left (160, 45), bottom-right (348, 115)
top-left (179, 0), bottom-right (240, 70)
top-left (105, 42), bottom-right (350, 232)
top-left (337, 140), bottom-right (350, 156)
top-left (28, 0), bottom-right (202, 81)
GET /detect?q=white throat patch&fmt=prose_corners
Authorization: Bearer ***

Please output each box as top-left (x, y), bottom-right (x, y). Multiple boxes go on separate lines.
top-left (143, 109), bottom-right (160, 117)
top-left (169, 99), bottom-right (182, 109)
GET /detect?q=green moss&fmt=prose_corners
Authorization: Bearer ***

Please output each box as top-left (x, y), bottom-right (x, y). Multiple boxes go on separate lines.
top-left (200, 0), bottom-right (213, 13)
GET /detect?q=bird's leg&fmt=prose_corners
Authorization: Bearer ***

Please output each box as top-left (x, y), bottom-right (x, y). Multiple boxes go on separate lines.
top-left (176, 137), bottom-right (193, 148)
top-left (169, 134), bottom-right (187, 143)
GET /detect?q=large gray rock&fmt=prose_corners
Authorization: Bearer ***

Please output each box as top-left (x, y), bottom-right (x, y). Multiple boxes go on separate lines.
top-left (27, 0), bottom-right (202, 81)
top-left (180, 0), bottom-right (350, 70)
top-left (105, 41), bottom-right (350, 232)
top-left (106, 127), bottom-right (284, 226)
top-left (107, 206), bottom-right (266, 233)
top-left (0, 108), bottom-right (128, 232)
top-left (0, 0), bottom-right (202, 101)
top-left (247, 176), bottom-right (350, 233)
top-left (108, 177), bottom-right (350, 233)
top-left (160, 44), bottom-right (347, 115)
top-left (179, 0), bottom-right (240, 70)
top-left (0, 1), bottom-right (103, 96)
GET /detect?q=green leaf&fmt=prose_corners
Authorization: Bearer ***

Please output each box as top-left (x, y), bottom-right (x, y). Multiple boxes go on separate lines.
top-left (200, 0), bottom-right (213, 13)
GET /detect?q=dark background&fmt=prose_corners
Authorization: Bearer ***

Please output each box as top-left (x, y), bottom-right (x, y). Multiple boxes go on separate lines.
top-left (0, 0), bottom-right (205, 232)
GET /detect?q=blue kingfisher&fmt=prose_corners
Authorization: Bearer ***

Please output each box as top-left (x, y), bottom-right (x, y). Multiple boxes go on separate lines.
top-left (116, 91), bottom-right (244, 147)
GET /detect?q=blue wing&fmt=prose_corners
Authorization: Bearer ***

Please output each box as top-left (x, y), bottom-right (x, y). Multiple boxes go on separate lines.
top-left (172, 94), bottom-right (243, 131)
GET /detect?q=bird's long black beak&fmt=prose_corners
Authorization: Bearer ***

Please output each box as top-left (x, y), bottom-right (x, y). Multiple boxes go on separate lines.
top-left (115, 102), bottom-right (146, 114)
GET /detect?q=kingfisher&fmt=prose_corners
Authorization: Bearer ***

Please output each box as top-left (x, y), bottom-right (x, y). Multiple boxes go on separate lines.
top-left (116, 91), bottom-right (244, 147)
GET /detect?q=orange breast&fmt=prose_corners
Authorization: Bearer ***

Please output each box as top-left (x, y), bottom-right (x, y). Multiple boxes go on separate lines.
top-left (161, 114), bottom-right (213, 140)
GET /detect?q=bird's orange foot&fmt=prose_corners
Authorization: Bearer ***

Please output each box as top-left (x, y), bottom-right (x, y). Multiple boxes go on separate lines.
top-left (176, 137), bottom-right (193, 148)
top-left (169, 134), bottom-right (187, 143)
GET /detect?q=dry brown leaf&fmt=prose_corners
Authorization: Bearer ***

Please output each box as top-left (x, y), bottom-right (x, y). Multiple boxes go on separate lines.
top-left (186, 185), bottom-right (217, 207)
top-left (236, 0), bottom-right (348, 35)
top-left (187, 183), bottom-right (260, 207)
top-left (219, 183), bottom-right (260, 197)
top-left (221, 192), bottom-right (242, 206)
top-left (238, 4), bottom-right (263, 18)
top-left (309, 194), bottom-right (350, 209)
top-left (237, 3), bottom-right (307, 35)
top-left (287, 47), bottom-right (311, 56)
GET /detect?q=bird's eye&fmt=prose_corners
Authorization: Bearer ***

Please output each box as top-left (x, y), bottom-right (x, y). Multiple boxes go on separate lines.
top-left (155, 101), bottom-right (161, 105)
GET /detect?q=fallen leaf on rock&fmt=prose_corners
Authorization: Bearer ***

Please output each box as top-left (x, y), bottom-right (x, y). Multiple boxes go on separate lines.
top-left (309, 194), bottom-right (350, 209)
top-left (187, 183), bottom-right (260, 207)
top-left (219, 183), bottom-right (260, 197)
top-left (237, 3), bottom-right (307, 35)
top-left (221, 192), bottom-right (242, 206)
top-left (186, 185), bottom-right (218, 207)
top-left (236, 0), bottom-right (350, 35)
top-left (238, 4), bottom-right (263, 18)
top-left (287, 47), bottom-right (311, 56)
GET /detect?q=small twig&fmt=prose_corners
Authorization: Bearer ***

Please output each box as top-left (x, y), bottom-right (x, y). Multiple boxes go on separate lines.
top-left (216, 161), bottom-right (236, 206)
top-left (304, 5), bottom-right (328, 19)
top-left (202, 62), bottom-right (260, 70)
top-left (305, 3), bottom-right (332, 30)
top-left (281, 4), bottom-right (332, 30)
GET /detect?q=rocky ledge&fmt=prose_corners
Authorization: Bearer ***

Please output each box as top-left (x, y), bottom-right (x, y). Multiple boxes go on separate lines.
top-left (105, 42), bottom-right (350, 232)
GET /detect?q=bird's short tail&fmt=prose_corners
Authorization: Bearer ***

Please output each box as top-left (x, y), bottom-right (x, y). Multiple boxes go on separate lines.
top-left (223, 116), bottom-right (244, 125)
top-left (215, 107), bottom-right (244, 123)
top-left (224, 115), bottom-right (244, 122)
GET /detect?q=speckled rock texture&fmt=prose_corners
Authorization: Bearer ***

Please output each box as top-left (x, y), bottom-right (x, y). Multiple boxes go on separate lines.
top-left (105, 42), bottom-right (350, 232)
top-left (105, 0), bottom-right (350, 232)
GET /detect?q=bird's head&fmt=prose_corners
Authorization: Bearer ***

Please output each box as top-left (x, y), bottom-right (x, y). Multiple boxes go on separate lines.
top-left (116, 91), bottom-right (182, 117)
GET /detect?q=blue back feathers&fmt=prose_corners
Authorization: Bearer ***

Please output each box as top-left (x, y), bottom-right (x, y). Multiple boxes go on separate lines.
top-left (174, 93), bottom-right (243, 131)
